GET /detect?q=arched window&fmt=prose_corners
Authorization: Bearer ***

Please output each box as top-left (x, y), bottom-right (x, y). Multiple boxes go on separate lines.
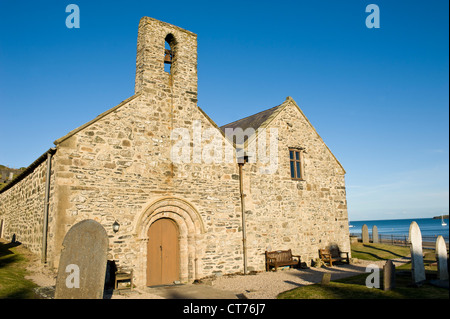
top-left (164, 34), bottom-right (175, 73)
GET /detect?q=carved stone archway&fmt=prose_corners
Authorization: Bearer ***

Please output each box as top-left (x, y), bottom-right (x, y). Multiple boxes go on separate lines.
top-left (133, 197), bottom-right (205, 287)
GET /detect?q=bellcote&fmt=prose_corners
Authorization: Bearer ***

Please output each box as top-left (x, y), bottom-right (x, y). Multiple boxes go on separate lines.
top-left (134, 17), bottom-right (198, 97)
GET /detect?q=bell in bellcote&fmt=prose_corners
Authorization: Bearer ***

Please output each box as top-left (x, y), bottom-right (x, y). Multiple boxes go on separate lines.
top-left (164, 49), bottom-right (173, 64)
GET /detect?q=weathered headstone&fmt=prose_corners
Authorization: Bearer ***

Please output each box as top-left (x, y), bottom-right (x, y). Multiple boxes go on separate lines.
top-left (361, 224), bottom-right (369, 243)
top-left (321, 273), bottom-right (331, 286)
top-left (55, 219), bottom-right (109, 299)
top-left (409, 221), bottom-right (426, 285)
top-left (372, 225), bottom-right (379, 243)
top-left (383, 260), bottom-right (395, 291)
top-left (435, 235), bottom-right (448, 280)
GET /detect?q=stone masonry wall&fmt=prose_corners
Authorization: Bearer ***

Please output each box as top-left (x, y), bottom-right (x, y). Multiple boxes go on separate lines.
top-left (0, 157), bottom-right (55, 256)
top-left (55, 95), bottom-right (246, 284)
top-left (243, 99), bottom-right (350, 270)
top-left (47, 18), bottom-right (246, 286)
top-left (51, 91), bottom-right (243, 286)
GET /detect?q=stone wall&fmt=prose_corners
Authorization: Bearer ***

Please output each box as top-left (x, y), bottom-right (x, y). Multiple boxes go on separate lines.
top-left (50, 89), bottom-right (243, 286)
top-left (243, 99), bottom-right (350, 269)
top-left (134, 17), bottom-right (198, 98)
top-left (0, 156), bottom-right (55, 256)
top-left (46, 17), bottom-right (246, 286)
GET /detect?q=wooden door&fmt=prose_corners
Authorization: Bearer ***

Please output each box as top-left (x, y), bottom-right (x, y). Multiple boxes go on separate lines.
top-left (147, 218), bottom-right (180, 286)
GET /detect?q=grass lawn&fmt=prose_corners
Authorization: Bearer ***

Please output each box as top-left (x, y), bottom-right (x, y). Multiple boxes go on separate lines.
top-left (278, 242), bottom-right (449, 299)
top-left (278, 271), bottom-right (449, 299)
top-left (352, 242), bottom-right (440, 271)
top-left (351, 242), bottom-right (410, 261)
top-left (0, 240), bottom-right (38, 299)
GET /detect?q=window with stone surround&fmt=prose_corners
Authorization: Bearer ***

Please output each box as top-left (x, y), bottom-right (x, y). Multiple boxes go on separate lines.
top-left (289, 148), bottom-right (304, 180)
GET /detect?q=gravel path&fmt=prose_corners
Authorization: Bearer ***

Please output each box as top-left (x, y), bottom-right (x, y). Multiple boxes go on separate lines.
top-left (110, 258), bottom-right (410, 299)
top-left (210, 258), bottom-right (410, 299)
top-left (26, 256), bottom-right (410, 299)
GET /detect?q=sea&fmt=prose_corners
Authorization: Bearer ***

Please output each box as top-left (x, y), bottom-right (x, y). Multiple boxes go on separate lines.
top-left (349, 217), bottom-right (449, 242)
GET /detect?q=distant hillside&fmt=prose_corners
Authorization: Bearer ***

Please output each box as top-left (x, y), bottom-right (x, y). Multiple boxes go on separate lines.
top-left (0, 165), bottom-right (26, 190)
top-left (433, 215), bottom-right (449, 219)
top-left (0, 164), bottom-right (26, 171)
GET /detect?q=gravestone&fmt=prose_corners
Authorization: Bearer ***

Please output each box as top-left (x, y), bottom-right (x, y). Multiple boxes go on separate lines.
top-left (435, 235), bottom-right (448, 280)
top-left (361, 224), bottom-right (369, 243)
top-left (321, 273), bottom-right (331, 286)
top-left (409, 221), bottom-right (426, 285)
top-left (372, 225), bottom-right (379, 243)
top-left (55, 219), bottom-right (109, 299)
top-left (383, 260), bottom-right (395, 291)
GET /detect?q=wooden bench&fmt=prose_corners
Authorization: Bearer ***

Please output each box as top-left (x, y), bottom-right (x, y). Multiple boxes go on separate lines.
top-left (265, 249), bottom-right (301, 271)
top-left (319, 247), bottom-right (350, 267)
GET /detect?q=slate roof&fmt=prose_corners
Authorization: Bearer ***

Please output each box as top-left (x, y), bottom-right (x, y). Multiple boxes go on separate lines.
top-left (219, 103), bottom-right (284, 143)
top-left (219, 97), bottom-right (346, 173)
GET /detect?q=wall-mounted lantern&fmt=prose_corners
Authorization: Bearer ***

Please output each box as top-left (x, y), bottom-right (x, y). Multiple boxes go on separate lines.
top-left (112, 220), bottom-right (120, 233)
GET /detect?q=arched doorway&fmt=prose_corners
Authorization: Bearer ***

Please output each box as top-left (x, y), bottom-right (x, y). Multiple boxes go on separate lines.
top-left (147, 218), bottom-right (180, 286)
top-left (134, 197), bottom-right (206, 288)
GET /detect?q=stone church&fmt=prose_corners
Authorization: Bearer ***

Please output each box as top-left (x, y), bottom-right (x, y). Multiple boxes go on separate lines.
top-left (0, 17), bottom-right (350, 288)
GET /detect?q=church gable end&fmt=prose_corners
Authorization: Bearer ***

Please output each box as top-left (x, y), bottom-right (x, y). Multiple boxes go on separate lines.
top-left (239, 97), bottom-right (349, 267)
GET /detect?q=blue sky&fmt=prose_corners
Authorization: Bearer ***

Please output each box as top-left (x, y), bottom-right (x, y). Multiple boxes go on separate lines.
top-left (0, 0), bottom-right (448, 221)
